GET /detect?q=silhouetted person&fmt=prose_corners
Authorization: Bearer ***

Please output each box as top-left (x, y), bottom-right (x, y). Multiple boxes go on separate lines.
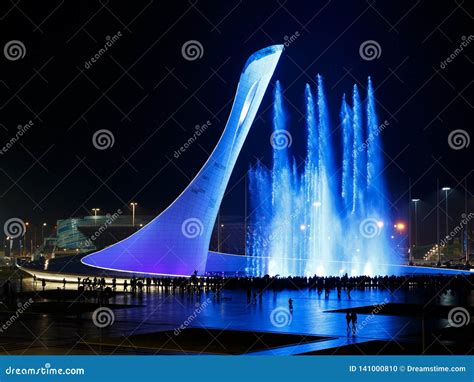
top-left (345, 312), bottom-right (351, 332)
top-left (288, 298), bottom-right (293, 312)
top-left (63, 278), bottom-right (66, 288)
top-left (123, 280), bottom-right (128, 291)
top-left (350, 311), bottom-right (357, 335)
top-left (42, 279), bottom-right (46, 291)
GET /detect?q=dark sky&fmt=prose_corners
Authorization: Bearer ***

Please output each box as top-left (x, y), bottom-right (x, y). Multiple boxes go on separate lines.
top-left (0, 0), bottom-right (472, 245)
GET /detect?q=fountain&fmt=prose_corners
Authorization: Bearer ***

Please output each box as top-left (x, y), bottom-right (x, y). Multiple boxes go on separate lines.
top-left (246, 77), bottom-right (393, 277)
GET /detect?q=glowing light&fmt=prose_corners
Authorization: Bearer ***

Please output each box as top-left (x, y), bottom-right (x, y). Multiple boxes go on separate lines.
top-left (395, 222), bottom-right (406, 231)
top-left (81, 45), bottom-right (284, 277)
top-left (246, 77), bottom-right (393, 276)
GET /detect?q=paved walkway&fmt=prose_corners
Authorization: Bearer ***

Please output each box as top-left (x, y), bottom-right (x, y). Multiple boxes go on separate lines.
top-left (249, 336), bottom-right (371, 355)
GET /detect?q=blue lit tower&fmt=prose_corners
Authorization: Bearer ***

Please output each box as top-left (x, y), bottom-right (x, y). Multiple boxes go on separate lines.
top-left (82, 45), bottom-right (283, 276)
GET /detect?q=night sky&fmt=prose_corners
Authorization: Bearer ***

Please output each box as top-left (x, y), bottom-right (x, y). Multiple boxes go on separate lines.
top-left (0, 0), bottom-right (472, 245)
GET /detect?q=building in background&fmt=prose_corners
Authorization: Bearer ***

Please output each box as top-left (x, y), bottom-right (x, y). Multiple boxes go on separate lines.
top-left (55, 214), bottom-right (154, 256)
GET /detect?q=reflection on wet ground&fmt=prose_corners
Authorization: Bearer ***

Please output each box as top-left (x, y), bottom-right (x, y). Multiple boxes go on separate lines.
top-left (0, 278), bottom-right (471, 355)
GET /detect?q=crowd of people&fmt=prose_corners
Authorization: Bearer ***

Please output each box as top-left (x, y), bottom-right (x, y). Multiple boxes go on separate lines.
top-left (27, 272), bottom-right (472, 298)
top-left (0, 272), bottom-right (468, 304)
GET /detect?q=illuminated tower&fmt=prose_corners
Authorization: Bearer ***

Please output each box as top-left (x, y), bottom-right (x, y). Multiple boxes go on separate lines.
top-left (82, 45), bottom-right (283, 276)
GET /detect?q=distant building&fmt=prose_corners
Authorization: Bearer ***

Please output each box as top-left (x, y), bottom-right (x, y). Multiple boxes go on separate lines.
top-left (55, 214), bottom-right (154, 254)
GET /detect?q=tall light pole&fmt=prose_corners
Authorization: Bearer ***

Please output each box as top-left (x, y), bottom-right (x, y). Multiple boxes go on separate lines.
top-left (130, 202), bottom-right (138, 227)
top-left (464, 177), bottom-right (469, 266)
top-left (411, 199), bottom-right (420, 265)
top-left (24, 222), bottom-right (29, 257)
top-left (6, 236), bottom-right (10, 257)
top-left (436, 179), bottom-right (440, 266)
top-left (442, 187), bottom-right (450, 260)
top-left (41, 223), bottom-right (47, 245)
top-left (92, 208), bottom-right (100, 227)
top-left (408, 178), bottom-right (412, 265)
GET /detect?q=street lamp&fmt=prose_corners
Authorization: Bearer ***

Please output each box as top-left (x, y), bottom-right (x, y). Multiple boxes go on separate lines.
top-left (410, 199), bottom-right (420, 265)
top-left (41, 223), bottom-right (47, 245)
top-left (92, 208), bottom-right (100, 217)
top-left (394, 222), bottom-right (406, 232)
top-left (411, 200), bottom-right (420, 241)
top-left (6, 236), bottom-right (10, 257)
top-left (130, 202), bottom-right (138, 227)
top-left (23, 222), bottom-right (29, 257)
top-left (441, 187), bottom-right (450, 259)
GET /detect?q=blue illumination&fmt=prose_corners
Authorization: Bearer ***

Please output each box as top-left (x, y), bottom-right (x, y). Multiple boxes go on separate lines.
top-left (81, 45), bottom-right (283, 276)
top-left (247, 77), bottom-right (394, 277)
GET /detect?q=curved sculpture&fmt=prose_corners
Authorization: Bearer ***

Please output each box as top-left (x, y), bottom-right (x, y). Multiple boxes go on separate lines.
top-left (82, 45), bottom-right (283, 276)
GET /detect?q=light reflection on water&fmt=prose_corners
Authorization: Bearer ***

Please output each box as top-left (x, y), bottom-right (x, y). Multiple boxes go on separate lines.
top-left (8, 278), bottom-right (470, 341)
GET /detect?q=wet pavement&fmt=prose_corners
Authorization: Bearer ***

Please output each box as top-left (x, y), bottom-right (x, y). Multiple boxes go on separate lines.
top-left (0, 279), bottom-right (470, 355)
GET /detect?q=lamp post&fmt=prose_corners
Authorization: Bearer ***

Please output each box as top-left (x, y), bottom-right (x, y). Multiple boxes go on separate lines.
top-left (41, 223), bottom-right (47, 245)
top-left (23, 222), bottom-right (29, 257)
top-left (6, 236), bottom-right (10, 257)
top-left (441, 187), bottom-right (450, 260)
top-left (411, 199), bottom-right (420, 265)
top-left (130, 202), bottom-right (138, 227)
top-left (92, 208), bottom-right (100, 227)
